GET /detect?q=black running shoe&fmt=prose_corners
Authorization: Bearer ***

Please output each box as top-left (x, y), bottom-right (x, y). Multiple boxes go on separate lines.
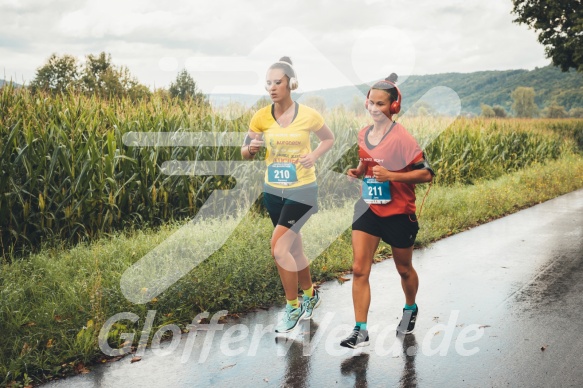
top-left (397, 306), bottom-right (418, 335)
top-left (340, 326), bottom-right (370, 348)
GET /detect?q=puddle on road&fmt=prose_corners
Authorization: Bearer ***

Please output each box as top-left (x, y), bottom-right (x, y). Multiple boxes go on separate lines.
top-left (513, 238), bottom-right (583, 314)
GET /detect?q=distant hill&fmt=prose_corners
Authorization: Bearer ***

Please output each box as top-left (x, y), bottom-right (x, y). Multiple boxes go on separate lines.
top-left (395, 65), bottom-right (583, 115)
top-left (0, 79), bottom-right (21, 88)
top-left (209, 93), bottom-right (264, 108)
top-left (211, 65), bottom-right (583, 115)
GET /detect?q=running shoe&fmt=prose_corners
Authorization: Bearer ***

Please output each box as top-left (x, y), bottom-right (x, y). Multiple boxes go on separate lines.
top-left (340, 326), bottom-right (370, 348)
top-left (397, 306), bottom-right (419, 335)
top-left (302, 288), bottom-right (321, 320)
top-left (275, 303), bottom-right (306, 333)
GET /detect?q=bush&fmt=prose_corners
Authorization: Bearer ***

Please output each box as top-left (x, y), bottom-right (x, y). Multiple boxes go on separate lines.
top-left (480, 104), bottom-right (495, 118)
top-left (492, 105), bottom-right (508, 118)
top-left (545, 104), bottom-right (569, 118)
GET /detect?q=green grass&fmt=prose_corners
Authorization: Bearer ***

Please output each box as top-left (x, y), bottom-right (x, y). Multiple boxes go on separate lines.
top-left (2, 85), bottom-right (583, 385)
top-left (417, 153), bottom-right (583, 244)
top-left (2, 79), bottom-right (581, 258)
top-left (2, 152), bottom-right (583, 386)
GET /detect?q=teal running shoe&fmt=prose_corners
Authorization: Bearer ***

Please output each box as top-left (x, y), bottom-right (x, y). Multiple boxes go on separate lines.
top-left (302, 288), bottom-right (321, 320)
top-left (275, 303), bottom-right (306, 333)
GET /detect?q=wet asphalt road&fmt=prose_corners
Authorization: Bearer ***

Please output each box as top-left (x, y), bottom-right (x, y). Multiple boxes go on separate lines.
top-left (43, 189), bottom-right (583, 388)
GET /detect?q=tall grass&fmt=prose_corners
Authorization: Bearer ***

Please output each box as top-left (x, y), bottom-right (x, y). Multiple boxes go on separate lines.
top-left (424, 118), bottom-right (569, 184)
top-left (2, 83), bottom-right (583, 385)
top-left (2, 154), bottom-right (582, 386)
top-left (0, 86), bottom-right (250, 259)
top-left (1, 84), bottom-right (581, 259)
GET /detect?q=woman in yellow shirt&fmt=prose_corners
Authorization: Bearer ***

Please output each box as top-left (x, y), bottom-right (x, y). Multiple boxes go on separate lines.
top-left (241, 56), bottom-right (334, 333)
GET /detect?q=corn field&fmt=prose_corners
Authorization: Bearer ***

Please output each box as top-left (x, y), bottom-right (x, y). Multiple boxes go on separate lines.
top-left (1, 85), bottom-right (580, 260)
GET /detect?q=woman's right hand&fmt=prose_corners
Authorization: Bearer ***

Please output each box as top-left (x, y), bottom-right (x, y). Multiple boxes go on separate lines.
top-left (347, 168), bottom-right (363, 179)
top-left (248, 138), bottom-right (264, 155)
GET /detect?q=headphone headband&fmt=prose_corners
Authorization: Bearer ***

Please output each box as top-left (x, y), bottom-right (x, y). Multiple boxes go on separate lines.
top-left (268, 61), bottom-right (298, 91)
top-left (371, 80), bottom-right (399, 94)
top-left (272, 61), bottom-right (296, 77)
top-left (366, 79), bottom-right (402, 115)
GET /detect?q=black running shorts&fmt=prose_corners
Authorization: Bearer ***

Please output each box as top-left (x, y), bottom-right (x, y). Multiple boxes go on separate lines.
top-left (263, 183), bottom-right (318, 232)
top-left (352, 199), bottom-right (419, 248)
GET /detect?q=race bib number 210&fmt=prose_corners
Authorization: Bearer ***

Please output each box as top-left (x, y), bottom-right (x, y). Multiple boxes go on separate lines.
top-left (268, 163), bottom-right (298, 184)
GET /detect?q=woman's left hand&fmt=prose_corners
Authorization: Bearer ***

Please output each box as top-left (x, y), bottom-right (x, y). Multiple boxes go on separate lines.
top-left (299, 153), bottom-right (317, 168)
top-left (372, 165), bottom-right (391, 182)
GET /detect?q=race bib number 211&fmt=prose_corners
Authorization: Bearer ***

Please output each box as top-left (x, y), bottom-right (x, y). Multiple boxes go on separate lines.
top-left (362, 178), bottom-right (391, 204)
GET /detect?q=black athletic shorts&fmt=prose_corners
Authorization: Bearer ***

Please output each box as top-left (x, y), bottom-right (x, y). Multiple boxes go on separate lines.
top-left (352, 199), bottom-right (419, 248)
top-left (263, 183), bottom-right (318, 233)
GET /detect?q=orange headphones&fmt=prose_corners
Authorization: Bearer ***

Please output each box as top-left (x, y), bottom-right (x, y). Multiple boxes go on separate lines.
top-left (365, 80), bottom-right (402, 115)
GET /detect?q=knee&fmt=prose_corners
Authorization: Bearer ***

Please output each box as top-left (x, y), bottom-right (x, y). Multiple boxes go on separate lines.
top-left (270, 238), bottom-right (277, 259)
top-left (289, 245), bottom-right (302, 260)
top-left (395, 264), bottom-right (413, 279)
top-left (270, 243), bottom-right (279, 260)
top-left (271, 239), bottom-right (288, 261)
top-left (352, 262), bottom-right (370, 280)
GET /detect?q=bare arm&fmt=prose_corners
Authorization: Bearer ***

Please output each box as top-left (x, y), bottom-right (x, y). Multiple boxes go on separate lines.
top-left (372, 162), bottom-right (433, 184)
top-left (347, 161), bottom-right (366, 178)
top-left (298, 124), bottom-right (335, 168)
top-left (240, 130), bottom-right (264, 160)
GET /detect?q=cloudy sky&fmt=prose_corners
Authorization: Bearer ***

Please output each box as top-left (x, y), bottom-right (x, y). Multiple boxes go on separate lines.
top-left (1, 0), bottom-right (549, 94)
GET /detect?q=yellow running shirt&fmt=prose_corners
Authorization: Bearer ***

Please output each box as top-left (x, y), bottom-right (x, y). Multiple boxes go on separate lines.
top-left (249, 102), bottom-right (325, 189)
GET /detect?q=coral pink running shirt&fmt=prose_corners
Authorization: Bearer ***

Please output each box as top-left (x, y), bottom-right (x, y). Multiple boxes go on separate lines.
top-left (358, 122), bottom-right (424, 217)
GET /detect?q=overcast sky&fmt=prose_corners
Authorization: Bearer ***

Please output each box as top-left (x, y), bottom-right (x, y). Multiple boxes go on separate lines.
top-left (1, 0), bottom-right (549, 94)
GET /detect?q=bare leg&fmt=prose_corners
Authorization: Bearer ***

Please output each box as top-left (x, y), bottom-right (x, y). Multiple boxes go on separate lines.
top-left (290, 232), bottom-right (313, 291)
top-left (271, 225), bottom-right (308, 301)
top-left (351, 230), bottom-right (381, 323)
top-left (391, 246), bottom-right (418, 306)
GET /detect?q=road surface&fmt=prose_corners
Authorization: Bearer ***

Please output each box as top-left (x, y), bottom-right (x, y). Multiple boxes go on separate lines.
top-left (43, 189), bottom-right (583, 387)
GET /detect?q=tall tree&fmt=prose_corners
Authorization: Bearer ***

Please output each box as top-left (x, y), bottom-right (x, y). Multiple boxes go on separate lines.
top-left (81, 52), bottom-right (123, 97)
top-left (30, 51), bottom-right (150, 99)
top-left (511, 0), bottom-right (583, 72)
top-left (30, 54), bottom-right (79, 93)
top-left (511, 87), bottom-right (539, 117)
top-left (79, 52), bottom-right (150, 99)
top-left (169, 69), bottom-right (205, 102)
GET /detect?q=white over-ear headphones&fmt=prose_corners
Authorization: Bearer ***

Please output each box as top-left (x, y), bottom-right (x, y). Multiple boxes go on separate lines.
top-left (271, 61), bottom-right (298, 90)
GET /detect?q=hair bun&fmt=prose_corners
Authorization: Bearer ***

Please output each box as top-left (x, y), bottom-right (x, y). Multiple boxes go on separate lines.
top-left (279, 56), bottom-right (293, 65)
top-left (385, 73), bottom-right (398, 83)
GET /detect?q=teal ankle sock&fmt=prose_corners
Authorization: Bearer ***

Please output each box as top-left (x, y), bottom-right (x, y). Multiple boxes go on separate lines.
top-left (404, 303), bottom-right (417, 310)
top-left (356, 322), bottom-right (367, 330)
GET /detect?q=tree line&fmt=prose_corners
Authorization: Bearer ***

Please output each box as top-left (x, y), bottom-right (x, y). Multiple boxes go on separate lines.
top-left (15, 51), bottom-right (583, 119)
top-left (480, 86), bottom-right (583, 118)
top-left (27, 52), bottom-right (206, 103)
top-left (506, 0), bottom-right (582, 118)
